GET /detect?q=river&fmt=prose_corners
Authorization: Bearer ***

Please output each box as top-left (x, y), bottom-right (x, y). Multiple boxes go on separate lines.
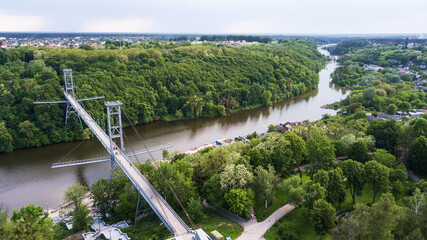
top-left (0, 47), bottom-right (347, 213)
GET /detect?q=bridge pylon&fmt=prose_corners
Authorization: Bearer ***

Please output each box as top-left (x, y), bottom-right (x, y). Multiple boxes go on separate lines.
top-left (63, 69), bottom-right (82, 125)
top-left (34, 69), bottom-right (105, 126)
top-left (105, 100), bottom-right (124, 180)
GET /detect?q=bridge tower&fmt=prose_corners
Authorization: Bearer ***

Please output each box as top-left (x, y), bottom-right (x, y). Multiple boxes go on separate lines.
top-left (104, 101), bottom-right (124, 180)
top-left (63, 69), bottom-right (82, 125)
top-left (104, 101), bottom-right (146, 223)
top-left (34, 69), bottom-right (104, 125)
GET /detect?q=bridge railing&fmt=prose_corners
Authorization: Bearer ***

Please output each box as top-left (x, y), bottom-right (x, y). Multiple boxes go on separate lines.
top-left (115, 147), bottom-right (191, 234)
top-left (63, 91), bottom-right (191, 235)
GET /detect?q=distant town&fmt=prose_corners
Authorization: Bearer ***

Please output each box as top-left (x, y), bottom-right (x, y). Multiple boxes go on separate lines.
top-left (0, 35), bottom-right (262, 49)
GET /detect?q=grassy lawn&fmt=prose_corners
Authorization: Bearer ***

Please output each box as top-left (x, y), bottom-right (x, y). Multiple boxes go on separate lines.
top-left (122, 209), bottom-right (243, 239)
top-left (254, 173), bottom-right (311, 222)
top-left (336, 184), bottom-right (378, 211)
top-left (193, 210), bottom-right (243, 239)
top-left (264, 208), bottom-right (331, 240)
top-left (122, 214), bottom-right (173, 240)
top-left (253, 186), bottom-right (287, 222)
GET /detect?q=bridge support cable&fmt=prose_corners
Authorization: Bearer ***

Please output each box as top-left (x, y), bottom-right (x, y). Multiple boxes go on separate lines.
top-left (56, 139), bottom-right (86, 165)
top-left (51, 144), bottom-right (173, 168)
top-left (62, 89), bottom-right (193, 237)
top-left (122, 110), bottom-right (196, 230)
top-left (104, 101), bottom-right (181, 235)
top-left (121, 130), bottom-right (173, 228)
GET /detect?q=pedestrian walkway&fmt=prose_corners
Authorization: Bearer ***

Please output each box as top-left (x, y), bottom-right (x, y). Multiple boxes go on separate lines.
top-left (408, 171), bottom-right (422, 182)
top-left (236, 204), bottom-right (294, 240)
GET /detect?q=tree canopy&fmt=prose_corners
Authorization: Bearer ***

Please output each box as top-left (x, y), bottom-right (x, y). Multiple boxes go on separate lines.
top-left (0, 39), bottom-right (325, 153)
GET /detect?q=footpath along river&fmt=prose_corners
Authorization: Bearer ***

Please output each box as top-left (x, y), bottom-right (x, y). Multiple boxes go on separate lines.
top-left (0, 46), bottom-right (347, 213)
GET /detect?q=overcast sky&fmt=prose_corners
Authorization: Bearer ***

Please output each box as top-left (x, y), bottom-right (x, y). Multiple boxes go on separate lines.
top-left (0, 0), bottom-right (426, 34)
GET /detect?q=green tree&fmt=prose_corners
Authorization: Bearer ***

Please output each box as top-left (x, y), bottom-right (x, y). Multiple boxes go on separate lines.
top-left (341, 160), bottom-right (365, 204)
top-left (284, 131), bottom-right (306, 182)
top-left (303, 180), bottom-right (326, 210)
top-left (0, 122), bottom-right (13, 153)
top-left (367, 119), bottom-right (401, 152)
top-left (247, 147), bottom-right (271, 169)
top-left (399, 101), bottom-right (411, 112)
top-left (326, 168), bottom-right (346, 207)
top-left (220, 164), bottom-right (253, 192)
top-left (313, 169), bottom-right (329, 189)
top-left (364, 161), bottom-right (390, 203)
top-left (91, 178), bottom-right (114, 218)
top-left (360, 193), bottom-right (400, 240)
top-left (282, 175), bottom-right (305, 207)
top-left (408, 136), bottom-right (427, 173)
top-left (372, 149), bottom-right (397, 168)
top-left (150, 160), bottom-right (197, 209)
top-left (312, 199), bottom-right (336, 240)
top-left (187, 197), bottom-right (206, 222)
top-left (401, 188), bottom-right (427, 237)
top-left (332, 203), bottom-right (366, 240)
top-left (267, 124), bottom-right (276, 133)
top-left (18, 120), bottom-right (40, 147)
top-left (334, 194), bottom-right (400, 240)
top-left (348, 141), bottom-right (369, 163)
top-left (252, 165), bottom-right (276, 205)
top-left (386, 104), bottom-right (398, 115)
top-left (261, 90), bottom-right (272, 106)
top-left (306, 134), bottom-right (335, 173)
top-left (347, 102), bottom-right (363, 113)
top-left (162, 149), bottom-right (169, 159)
top-left (0, 204), bottom-right (7, 239)
top-left (65, 183), bottom-right (87, 211)
top-left (224, 188), bottom-right (255, 219)
top-left (270, 145), bottom-right (293, 176)
top-left (8, 204), bottom-right (54, 240)
top-left (64, 184), bottom-right (92, 231)
top-left (72, 204), bottom-right (93, 232)
top-left (277, 222), bottom-right (298, 240)
top-left (202, 174), bottom-right (225, 208)
top-left (113, 182), bottom-right (138, 221)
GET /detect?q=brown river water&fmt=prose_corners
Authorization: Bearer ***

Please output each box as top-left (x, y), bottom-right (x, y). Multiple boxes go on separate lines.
top-left (0, 47), bottom-right (347, 213)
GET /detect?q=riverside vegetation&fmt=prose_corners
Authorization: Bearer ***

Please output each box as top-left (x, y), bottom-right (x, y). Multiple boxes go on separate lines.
top-left (0, 39), bottom-right (325, 153)
top-left (1, 39), bottom-right (426, 240)
top-left (3, 111), bottom-right (425, 239)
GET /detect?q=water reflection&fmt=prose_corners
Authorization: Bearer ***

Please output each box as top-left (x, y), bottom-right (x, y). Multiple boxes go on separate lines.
top-left (0, 47), bottom-right (348, 213)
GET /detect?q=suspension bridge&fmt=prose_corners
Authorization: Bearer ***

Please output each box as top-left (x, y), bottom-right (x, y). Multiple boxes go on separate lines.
top-left (37, 69), bottom-right (210, 240)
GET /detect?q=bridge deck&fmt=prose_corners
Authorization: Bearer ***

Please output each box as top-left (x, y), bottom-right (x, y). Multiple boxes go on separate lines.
top-left (63, 91), bottom-right (191, 237)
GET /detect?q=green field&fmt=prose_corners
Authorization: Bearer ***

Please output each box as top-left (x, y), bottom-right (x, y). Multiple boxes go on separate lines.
top-left (264, 208), bottom-right (331, 240)
top-left (123, 209), bottom-right (243, 240)
top-left (193, 210), bottom-right (243, 239)
top-left (254, 173), bottom-right (311, 222)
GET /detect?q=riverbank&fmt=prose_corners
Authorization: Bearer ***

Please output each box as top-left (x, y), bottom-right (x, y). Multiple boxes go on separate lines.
top-left (47, 192), bottom-right (94, 224)
top-left (0, 47), bottom-right (347, 215)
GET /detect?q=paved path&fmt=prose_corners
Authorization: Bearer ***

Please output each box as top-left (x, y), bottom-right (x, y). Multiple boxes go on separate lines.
top-left (235, 204), bottom-right (295, 240)
top-left (408, 172), bottom-right (422, 182)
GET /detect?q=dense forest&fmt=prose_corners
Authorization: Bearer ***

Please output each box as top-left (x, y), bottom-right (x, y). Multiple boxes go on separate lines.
top-left (0, 39), bottom-right (325, 153)
top-left (326, 40), bottom-right (427, 115)
top-left (2, 39), bottom-right (427, 240)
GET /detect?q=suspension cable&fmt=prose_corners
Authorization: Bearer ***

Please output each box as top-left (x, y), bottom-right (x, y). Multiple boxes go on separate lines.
top-left (122, 110), bottom-right (196, 230)
top-left (57, 138), bottom-right (86, 163)
top-left (121, 130), bottom-right (171, 227)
